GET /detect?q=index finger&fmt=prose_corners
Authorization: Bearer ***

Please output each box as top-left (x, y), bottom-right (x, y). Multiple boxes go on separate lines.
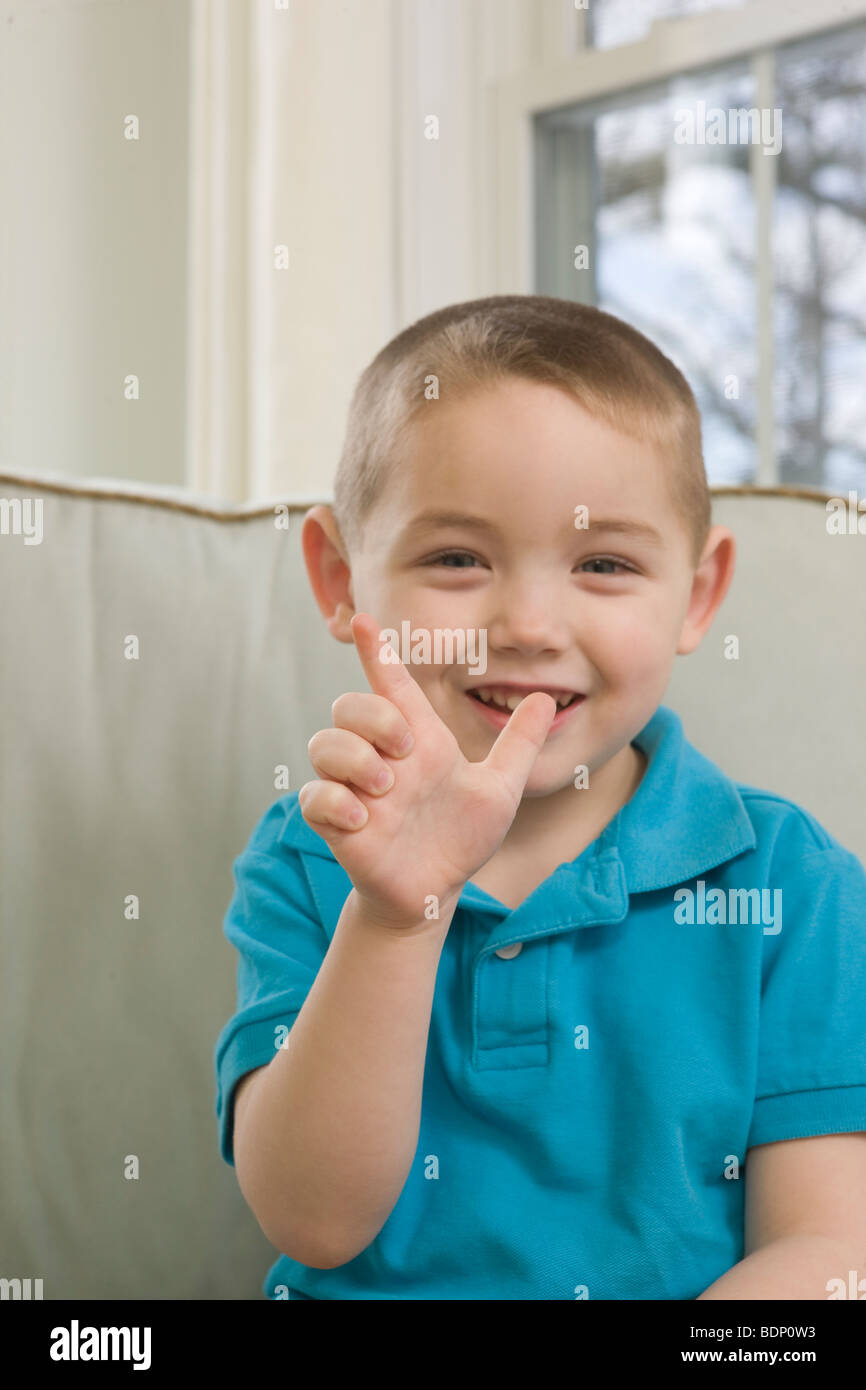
top-left (349, 612), bottom-right (443, 733)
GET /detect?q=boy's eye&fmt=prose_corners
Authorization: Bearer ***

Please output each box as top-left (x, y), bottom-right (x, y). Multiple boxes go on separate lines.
top-left (425, 550), bottom-right (481, 568)
top-left (579, 557), bottom-right (633, 575)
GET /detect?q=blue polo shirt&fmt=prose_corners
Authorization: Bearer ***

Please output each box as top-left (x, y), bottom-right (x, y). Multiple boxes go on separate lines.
top-left (214, 704), bottom-right (866, 1300)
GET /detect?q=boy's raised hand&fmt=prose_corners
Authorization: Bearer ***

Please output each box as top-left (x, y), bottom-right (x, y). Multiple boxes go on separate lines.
top-left (299, 611), bottom-right (558, 930)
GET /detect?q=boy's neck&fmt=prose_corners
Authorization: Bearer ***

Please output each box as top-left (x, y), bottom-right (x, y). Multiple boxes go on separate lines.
top-left (498, 738), bottom-right (647, 865)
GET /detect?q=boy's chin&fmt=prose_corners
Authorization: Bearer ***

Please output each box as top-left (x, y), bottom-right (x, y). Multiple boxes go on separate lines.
top-left (519, 764), bottom-right (581, 797)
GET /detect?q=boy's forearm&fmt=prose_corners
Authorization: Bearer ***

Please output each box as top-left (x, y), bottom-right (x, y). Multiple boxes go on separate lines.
top-left (696, 1233), bottom-right (859, 1299)
top-left (233, 889), bottom-right (454, 1269)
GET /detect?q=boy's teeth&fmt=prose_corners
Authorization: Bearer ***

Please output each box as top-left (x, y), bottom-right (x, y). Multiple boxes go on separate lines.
top-left (474, 688), bottom-right (574, 710)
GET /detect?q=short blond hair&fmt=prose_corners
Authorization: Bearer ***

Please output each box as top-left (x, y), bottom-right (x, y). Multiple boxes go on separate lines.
top-left (332, 294), bottom-right (711, 566)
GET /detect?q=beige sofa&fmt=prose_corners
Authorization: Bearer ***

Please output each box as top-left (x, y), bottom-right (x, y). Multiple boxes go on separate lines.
top-left (0, 470), bottom-right (863, 1299)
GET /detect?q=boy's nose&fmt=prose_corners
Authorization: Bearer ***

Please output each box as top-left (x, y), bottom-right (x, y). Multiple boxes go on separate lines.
top-left (484, 592), bottom-right (574, 654)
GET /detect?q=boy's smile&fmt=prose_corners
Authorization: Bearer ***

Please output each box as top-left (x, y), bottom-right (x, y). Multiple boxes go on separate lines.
top-left (304, 375), bottom-right (734, 853)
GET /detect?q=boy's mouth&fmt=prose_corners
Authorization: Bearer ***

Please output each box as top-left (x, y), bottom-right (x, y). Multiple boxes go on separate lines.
top-left (465, 683), bottom-right (586, 731)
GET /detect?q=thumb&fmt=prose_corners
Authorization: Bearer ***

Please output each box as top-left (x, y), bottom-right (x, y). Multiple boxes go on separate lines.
top-left (481, 692), bottom-right (558, 796)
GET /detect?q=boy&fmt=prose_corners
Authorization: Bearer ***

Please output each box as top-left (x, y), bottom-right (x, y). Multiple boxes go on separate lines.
top-left (214, 295), bottom-right (866, 1300)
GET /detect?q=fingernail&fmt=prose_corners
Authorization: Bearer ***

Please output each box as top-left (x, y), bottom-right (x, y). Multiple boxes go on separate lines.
top-left (396, 732), bottom-right (414, 754)
top-left (374, 767), bottom-right (394, 791)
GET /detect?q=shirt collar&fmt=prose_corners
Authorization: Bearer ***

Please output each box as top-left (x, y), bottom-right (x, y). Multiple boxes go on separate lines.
top-left (600, 703), bottom-right (756, 894)
top-left (277, 704), bottom-right (756, 920)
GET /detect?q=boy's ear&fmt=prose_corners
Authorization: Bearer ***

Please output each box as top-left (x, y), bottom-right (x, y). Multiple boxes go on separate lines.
top-left (676, 526), bottom-right (736, 655)
top-left (300, 505), bottom-right (356, 643)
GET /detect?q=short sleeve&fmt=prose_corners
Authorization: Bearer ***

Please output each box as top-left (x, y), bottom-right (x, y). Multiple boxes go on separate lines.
top-left (748, 840), bottom-right (866, 1149)
top-left (214, 799), bottom-right (328, 1167)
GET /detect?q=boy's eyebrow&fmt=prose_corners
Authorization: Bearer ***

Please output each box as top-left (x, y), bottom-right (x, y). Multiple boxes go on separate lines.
top-left (400, 510), bottom-right (665, 546)
top-left (401, 510), bottom-right (499, 537)
top-left (584, 518), bottom-right (666, 546)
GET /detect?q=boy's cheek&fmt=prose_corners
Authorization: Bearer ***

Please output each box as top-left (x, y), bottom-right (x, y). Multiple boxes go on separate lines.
top-left (589, 616), bottom-right (663, 665)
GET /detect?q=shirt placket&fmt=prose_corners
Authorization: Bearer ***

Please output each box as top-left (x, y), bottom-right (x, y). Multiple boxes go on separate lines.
top-left (464, 848), bottom-right (628, 1071)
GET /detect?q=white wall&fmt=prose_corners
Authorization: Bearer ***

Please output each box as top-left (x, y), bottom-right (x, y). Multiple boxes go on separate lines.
top-left (0, 0), bottom-right (191, 488)
top-left (0, 0), bottom-right (581, 500)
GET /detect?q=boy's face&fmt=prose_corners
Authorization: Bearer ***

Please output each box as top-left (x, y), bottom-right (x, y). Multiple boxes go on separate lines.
top-left (326, 376), bottom-right (731, 796)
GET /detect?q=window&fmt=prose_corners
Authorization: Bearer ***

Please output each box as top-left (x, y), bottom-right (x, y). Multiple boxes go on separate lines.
top-left (773, 26), bottom-right (866, 492)
top-left (535, 15), bottom-right (866, 492)
top-left (587, 0), bottom-right (753, 52)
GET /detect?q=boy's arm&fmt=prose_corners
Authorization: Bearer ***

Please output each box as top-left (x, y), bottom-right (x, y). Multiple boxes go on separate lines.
top-left (232, 1067), bottom-right (266, 1144)
top-left (231, 887), bottom-right (454, 1271)
top-left (696, 1132), bottom-right (866, 1298)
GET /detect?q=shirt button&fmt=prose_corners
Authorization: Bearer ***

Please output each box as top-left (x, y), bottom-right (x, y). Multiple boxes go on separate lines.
top-left (495, 942), bottom-right (523, 959)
